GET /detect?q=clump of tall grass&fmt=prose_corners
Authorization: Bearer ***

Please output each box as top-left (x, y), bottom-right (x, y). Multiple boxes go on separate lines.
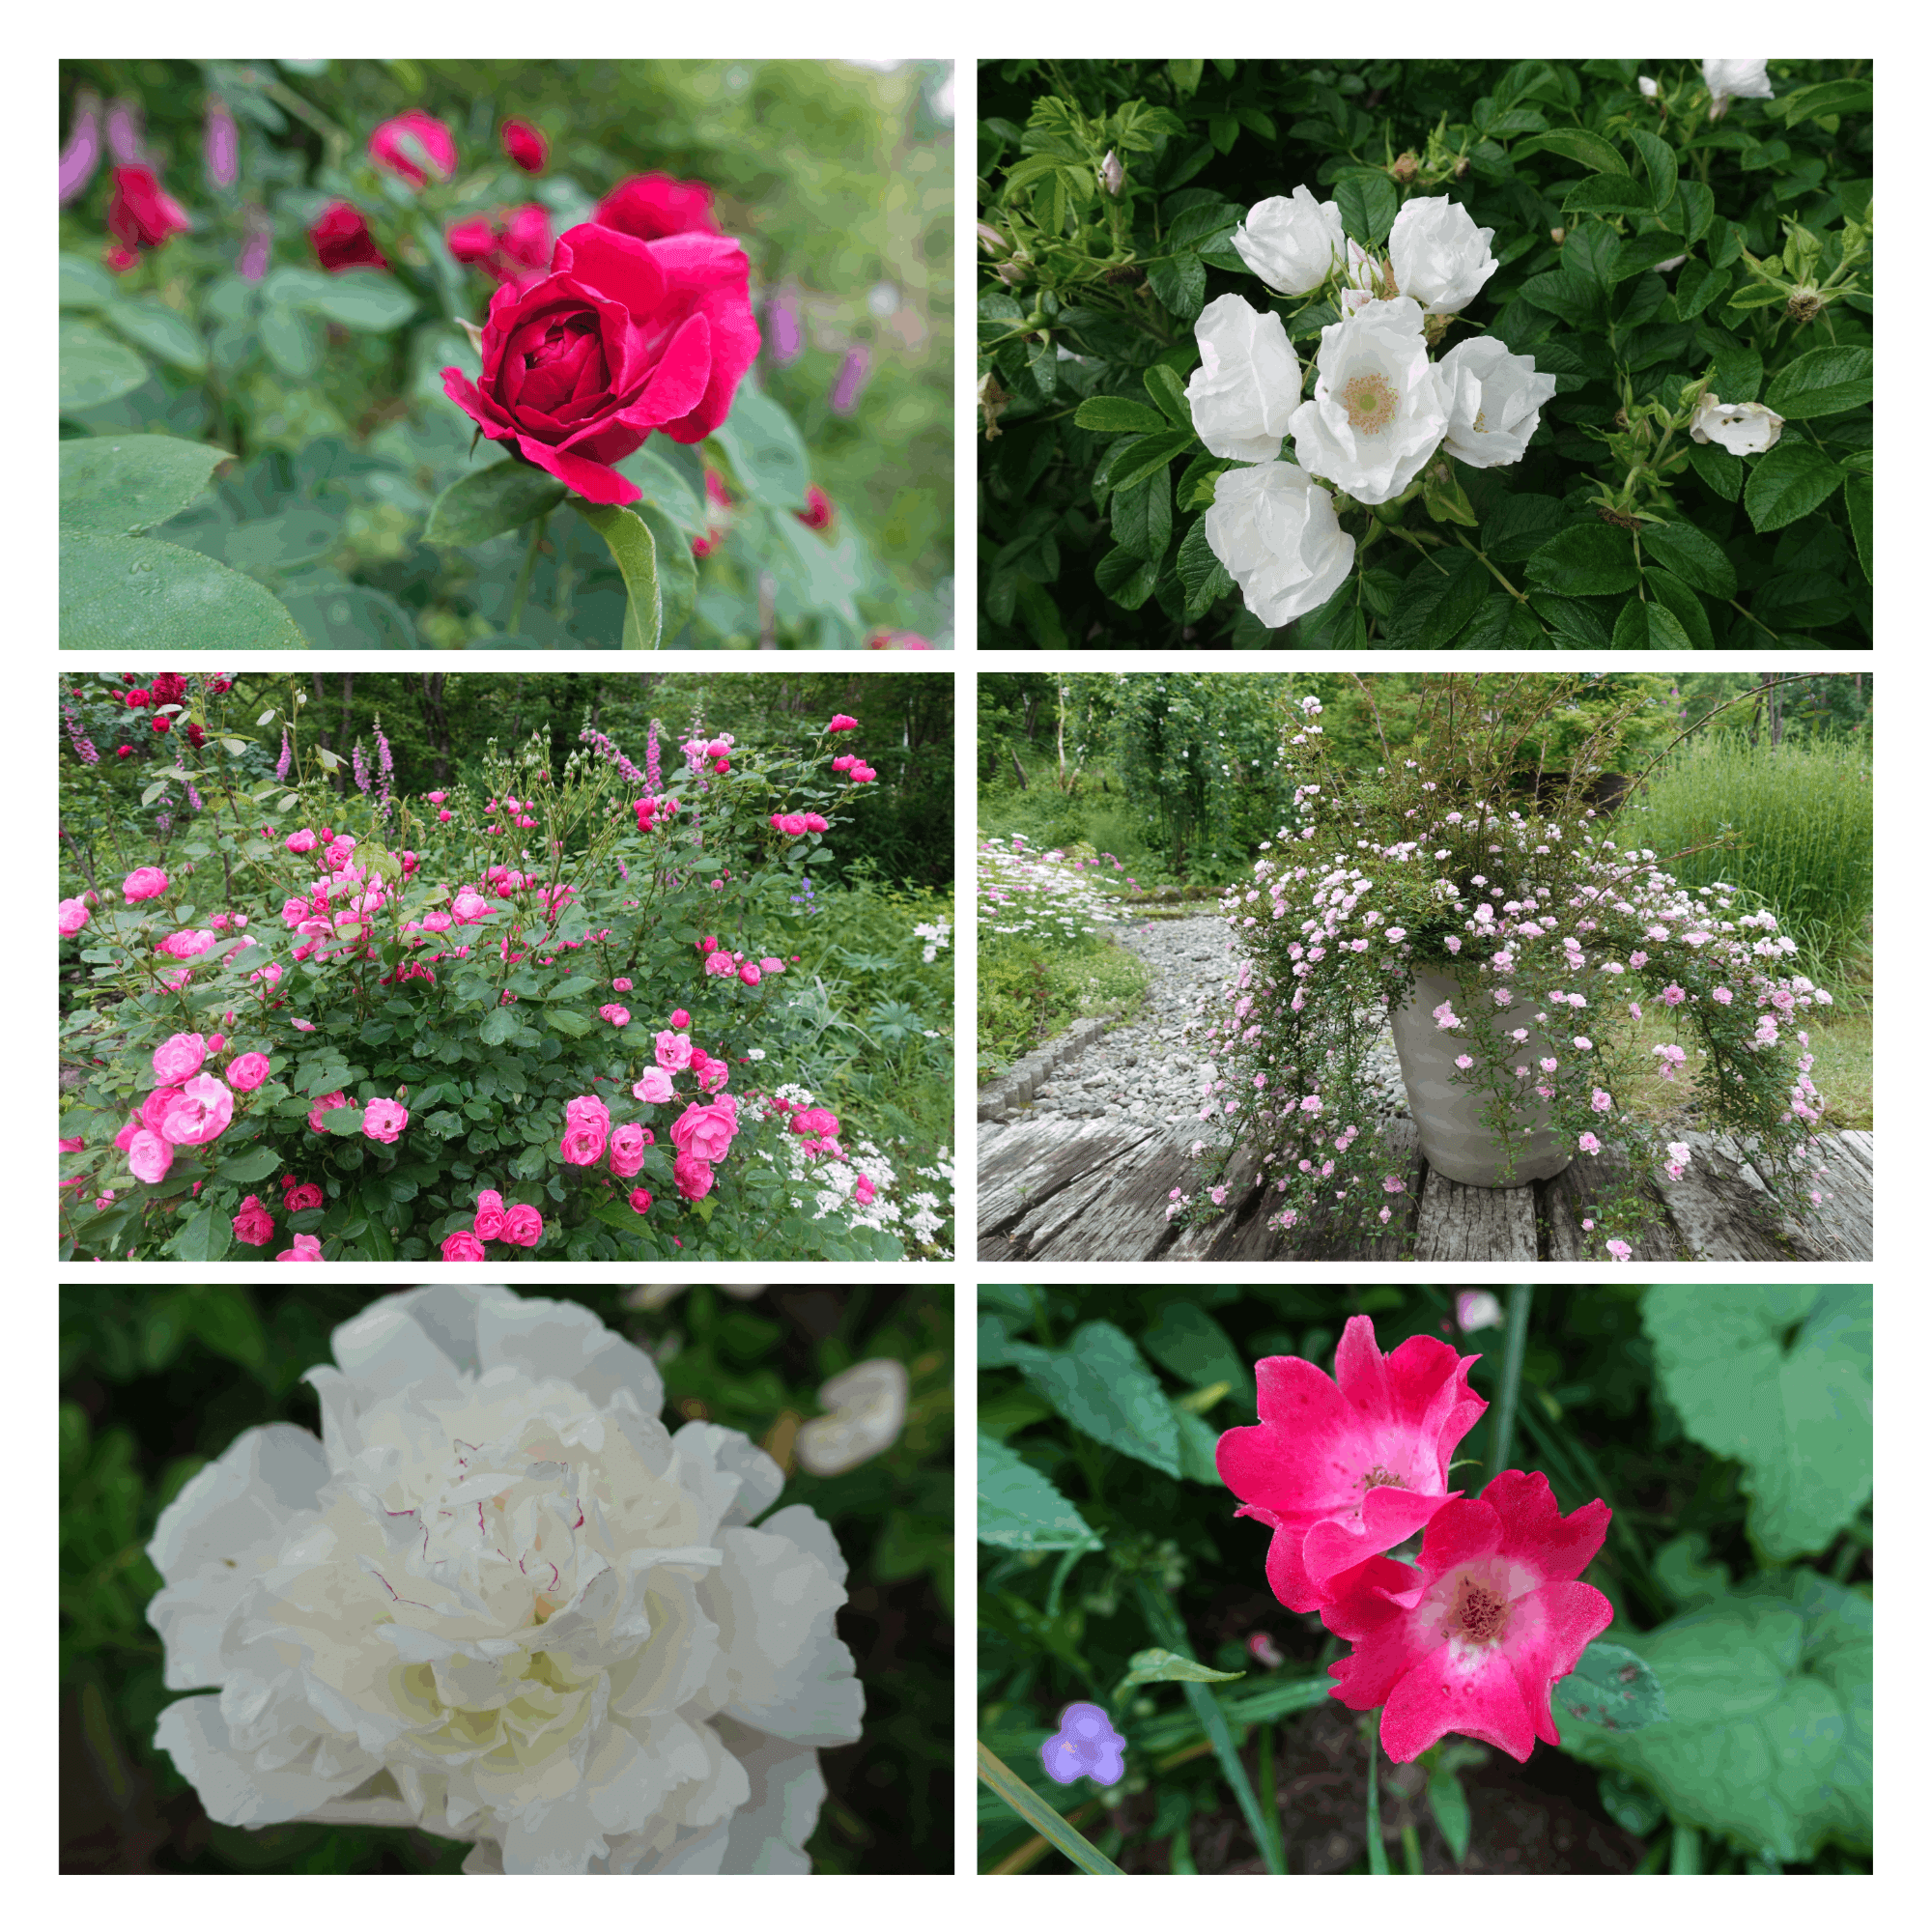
top-left (1626, 734), bottom-right (1872, 991)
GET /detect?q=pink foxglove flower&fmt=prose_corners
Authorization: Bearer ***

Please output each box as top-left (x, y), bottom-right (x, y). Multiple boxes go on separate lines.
top-left (1216, 1315), bottom-right (1487, 1613)
top-left (1321, 1469), bottom-right (1612, 1764)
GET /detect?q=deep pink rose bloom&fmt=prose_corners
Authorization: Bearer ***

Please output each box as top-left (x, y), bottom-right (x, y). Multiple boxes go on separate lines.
top-left (559, 1097), bottom-right (609, 1165)
top-left (797, 483), bottom-right (834, 530)
top-left (499, 1202), bottom-right (544, 1247)
top-left (801, 814), bottom-right (828, 834)
top-left (669, 1097), bottom-right (737, 1165)
top-left (310, 201), bottom-right (389, 272)
top-left (286, 829), bottom-right (319, 854)
top-left (124, 867), bottom-right (169, 903)
top-left (672, 1151), bottom-right (714, 1200)
top-left (152, 1032), bottom-right (208, 1084)
top-left (696, 1060), bottom-right (728, 1095)
top-left (283, 1181), bottom-right (324, 1213)
top-left (473, 1188), bottom-right (506, 1240)
top-left (59, 1135), bottom-right (84, 1153)
top-left (864, 631), bottom-right (934, 651)
top-left (228, 1052), bottom-right (270, 1093)
top-left (669, 1008), bottom-right (691, 1028)
top-left (307, 1090), bottom-right (351, 1133)
top-left (609, 1122), bottom-right (647, 1179)
top-left (128, 1129), bottom-right (174, 1185)
top-left (502, 119), bottom-right (548, 174)
top-left (232, 1195), bottom-right (276, 1246)
top-left (599, 1003), bottom-right (631, 1026)
top-left (703, 952), bottom-right (736, 978)
top-left (60, 898), bottom-right (90, 936)
top-left (363, 1097), bottom-right (409, 1144)
top-left (440, 222), bottom-right (759, 506)
top-left (655, 1030), bottom-right (694, 1071)
top-left (777, 813), bottom-right (809, 838)
top-left (368, 108), bottom-right (456, 188)
top-left (159, 1073), bottom-right (234, 1147)
top-left (629, 1187), bottom-right (653, 1214)
top-left (850, 764), bottom-right (877, 783)
top-left (855, 1173), bottom-right (876, 1207)
top-left (276, 1234), bottom-right (324, 1262)
top-left (758, 956), bottom-right (786, 975)
top-left (832, 754), bottom-right (855, 773)
top-left (827, 714), bottom-right (859, 733)
top-left (1216, 1314), bottom-right (1489, 1613)
top-left (737, 963), bottom-right (761, 986)
top-left (792, 1106), bottom-right (840, 1140)
top-left (441, 1229), bottom-right (488, 1261)
top-left (1321, 1469), bottom-right (1614, 1764)
top-left (156, 928), bottom-right (216, 960)
top-left (634, 1067), bottom-right (675, 1104)
top-left (612, 977), bottom-right (633, 992)
top-left (108, 165), bottom-right (189, 252)
top-left (565, 1094), bottom-right (611, 1133)
top-left (592, 172), bottom-right (720, 241)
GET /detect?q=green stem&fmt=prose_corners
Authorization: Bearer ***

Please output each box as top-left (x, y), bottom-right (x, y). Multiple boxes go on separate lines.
top-left (1365, 1730), bottom-right (1390, 1873)
top-left (976, 1743), bottom-right (1125, 1876)
top-left (507, 512), bottom-right (548, 634)
top-left (1488, 1284), bottom-right (1534, 1484)
top-left (1452, 531), bottom-right (1527, 602)
top-left (1727, 597), bottom-right (1783, 642)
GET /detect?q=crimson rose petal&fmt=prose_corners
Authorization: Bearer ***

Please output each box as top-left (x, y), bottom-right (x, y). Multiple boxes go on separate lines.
top-left (593, 171), bottom-right (720, 241)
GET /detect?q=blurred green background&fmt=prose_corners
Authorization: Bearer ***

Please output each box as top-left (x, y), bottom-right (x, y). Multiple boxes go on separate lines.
top-left (62, 1283), bottom-right (952, 1872)
top-left (58, 60), bottom-right (953, 648)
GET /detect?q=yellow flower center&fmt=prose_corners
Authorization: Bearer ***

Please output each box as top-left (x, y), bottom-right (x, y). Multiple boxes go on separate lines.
top-left (1472, 408), bottom-right (1489, 433)
top-left (1341, 370), bottom-right (1399, 434)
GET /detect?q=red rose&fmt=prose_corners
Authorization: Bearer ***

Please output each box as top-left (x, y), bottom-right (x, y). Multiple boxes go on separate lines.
top-left (446, 205), bottom-right (553, 287)
top-left (283, 1181), bottom-right (324, 1212)
top-left (152, 717), bottom-right (171, 734)
top-left (186, 722), bottom-right (206, 749)
top-left (592, 172), bottom-right (720, 241)
top-left (127, 688), bottom-right (152, 708)
top-left (796, 483), bottom-right (834, 530)
top-left (310, 201), bottom-right (388, 273)
top-left (206, 676), bottom-right (232, 694)
top-left (367, 109), bottom-right (456, 188)
top-left (151, 671), bottom-right (187, 705)
top-left (107, 165), bottom-right (189, 253)
top-left (232, 1195), bottom-right (277, 1247)
top-left (116, 746), bottom-right (133, 759)
top-left (440, 223), bottom-right (759, 506)
top-left (502, 119), bottom-right (548, 174)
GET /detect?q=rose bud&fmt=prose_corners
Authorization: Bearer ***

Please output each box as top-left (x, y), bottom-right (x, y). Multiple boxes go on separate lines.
top-left (501, 118), bottom-right (548, 174)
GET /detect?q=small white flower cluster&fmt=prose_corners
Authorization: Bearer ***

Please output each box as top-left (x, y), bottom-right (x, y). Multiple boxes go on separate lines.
top-left (1188, 192), bottom-right (1557, 627)
top-left (912, 916), bottom-right (952, 963)
top-left (978, 835), bottom-right (1126, 945)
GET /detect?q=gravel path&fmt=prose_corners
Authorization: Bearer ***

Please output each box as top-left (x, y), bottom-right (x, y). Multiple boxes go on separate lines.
top-left (1011, 912), bottom-right (1409, 1131)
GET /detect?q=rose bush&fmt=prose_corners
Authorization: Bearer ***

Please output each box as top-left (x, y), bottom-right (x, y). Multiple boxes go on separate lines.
top-left (59, 60), bottom-right (952, 649)
top-left (57, 677), bottom-right (952, 1263)
top-left (979, 58), bottom-right (1870, 647)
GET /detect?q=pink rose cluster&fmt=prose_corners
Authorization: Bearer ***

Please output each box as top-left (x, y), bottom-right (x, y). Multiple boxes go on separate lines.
top-left (770, 810), bottom-right (830, 838)
top-left (695, 933), bottom-right (784, 987)
top-left (1218, 1316), bottom-right (1613, 1765)
top-left (107, 1031), bottom-right (295, 1189)
top-left (441, 1187), bottom-right (547, 1259)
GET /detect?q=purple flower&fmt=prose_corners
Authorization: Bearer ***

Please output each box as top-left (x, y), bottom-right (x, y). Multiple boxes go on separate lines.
top-left (353, 743), bottom-right (371, 794)
top-left (105, 97), bottom-right (145, 166)
top-left (829, 344), bottom-right (871, 416)
top-left (204, 97), bottom-right (239, 189)
top-left (60, 90), bottom-right (102, 206)
top-left (645, 719), bottom-right (662, 795)
top-left (768, 282), bottom-right (804, 365)
top-left (239, 207), bottom-right (272, 281)
top-left (1040, 1702), bottom-right (1125, 1786)
top-left (275, 727), bottom-right (292, 781)
top-left (61, 696), bottom-right (100, 765)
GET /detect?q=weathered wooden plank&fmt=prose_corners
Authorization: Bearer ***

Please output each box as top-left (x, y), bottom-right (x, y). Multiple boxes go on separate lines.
top-left (1543, 1150), bottom-right (1682, 1262)
top-left (1836, 1129), bottom-right (1873, 1175)
top-left (1641, 1137), bottom-right (1792, 1262)
top-left (1297, 1120), bottom-right (1426, 1262)
top-left (978, 1118), bottom-right (1157, 1237)
top-left (1030, 1132), bottom-right (1203, 1261)
top-left (1164, 1146), bottom-right (1266, 1261)
top-left (1413, 1168), bottom-right (1537, 1263)
top-left (1763, 1133), bottom-right (1872, 1263)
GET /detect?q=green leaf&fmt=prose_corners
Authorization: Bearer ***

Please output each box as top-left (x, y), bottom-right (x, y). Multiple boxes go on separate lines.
top-left (1643, 567), bottom-right (1716, 648)
top-left (478, 1008), bottom-right (520, 1048)
top-left (1727, 283), bottom-right (1789, 312)
top-left (1744, 440), bottom-right (1846, 535)
top-left (1421, 461), bottom-right (1479, 527)
top-left (166, 1201), bottom-right (233, 1264)
top-left (1176, 515), bottom-right (1234, 619)
top-left (709, 382), bottom-right (810, 511)
top-left (1670, 259), bottom-right (1728, 320)
top-left (1843, 474), bottom-right (1871, 582)
top-left (298, 270), bottom-right (415, 330)
top-left (1169, 1402), bottom-right (1222, 1483)
top-left (1110, 468), bottom-right (1173, 564)
top-left (1074, 395), bottom-right (1168, 435)
top-left (1334, 171), bottom-right (1399, 245)
top-left (1419, 550), bottom-right (1491, 645)
top-left (614, 442), bottom-right (705, 535)
top-left (1641, 1285), bottom-right (1871, 1561)
top-left (1516, 271), bottom-right (1602, 330)
top-left (1095, 545), bottom-right (1159, 610)
top-left (578, 502), bottom-right (663, 648)
top-left (1688, 439), bottom-right (1743, 500)
top-left (179, 1285), bottom-right (269, 1369)
top-left (1673, 181), bottom-right (1716, 248)
top-left (423, 461), bottom-right (568, 547)
top-left (59, 436), bottom-right (230, 538)
top-left (1526, 521), bottom-right (1639, 597)
top-left (258, 302), bottom-right (323, 377)
top-left (1773, 79), bottom-right (1872, 128)
top-left (60, 317), bottom-right (150, 412)
top-left (1427, 1767), bottom-right (1471, 1865)
top-left (1168, 58), bottom-right (1204, 98)
top-left (1516, 128), bottom-right (1630, 175)
top-left (1017, 1320), bottom-right (1180, 1477)
top-left (1626, 127), bottom-right (1678, 211)
top-left (976, 1432), bottom-right (1097, 1550)
top-left (61, 533), bottom-right (310, 649)
top-left (1107, 428), bottom-right (1195, 494)
top-left (634, 500), bottom-right (697, 641)
top-left (1639, 519), bottom-right (1736, 598)
top-left (1556, 1569), bottom-right (1870, 1862)
top-left (102, 298), bottom-right (207, 372)
top-left (1143, 363), bottom-right (1195, 429)
top-left (1118, 1648), bottom-right (1244, 1690)
top-left (1146, 253), bottom-right (1206, 319)
top-left (214, 1146), bottom-right (282, 1185)
top-left (60, 252), bottom-right (117, 309)
top-left (1526, 591), bottom-right (1610, 647)
top-left (1554, 1640), bottom-right (1670, 1730)
top-left (977, 1744), bottom-right (1124, 1876)
top-left (1560, 174), bottom-right (1656, 215)
top-left (1763, 346), bottom-right (1873, 420)
top-left (546, 1008), bottom-right (595, 1038)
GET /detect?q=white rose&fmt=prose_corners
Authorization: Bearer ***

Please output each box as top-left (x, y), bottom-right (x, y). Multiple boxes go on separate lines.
top-left (1637, 75), bottom-right (1660, 98)
top-left (1690, 394), bottom-right (1784, 455)
top-left (1287, 297), bottom-right (1446, 504)
top-left (1205, 461), bottom-right (1355, 628)
top-left (1233, 185), bottom-right (1346, 296)
top-left (146, 1285), bottom-right (863, 1874)
top-left (1435, 336), bottom-right (1559, 467)
top-left (1387, 196), bottom-right (1499, 315)
top-left (1703, 59), bottom-right (1775, 106)
top-left (1185, 294), bottom-right (1301, 461)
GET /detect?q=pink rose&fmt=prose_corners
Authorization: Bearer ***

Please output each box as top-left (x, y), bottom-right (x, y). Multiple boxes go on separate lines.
top-left (228, 1051), bottom-right (270, 1092)
top-left (758, 956), bottom-right (785, 975)
top-left (285, 829), bottom-right (318, 854)
top-left (441, 1229), bottom-right (488, 1261)
top-left (599, 1003), bottom-right (631, 1026)
top-left (792, 1105), bottom-right (840, 1140)
top-left (232, 1195), bottom-right (276, 1246)
top-left (670, 1008), bottom-right (691, 1027)
top-left (855, 1172), bottom-right (876, 1207)
top-left (276, 1234), bottom-right (324, 1262)
top-left (499, 1202), bottom-right (544, 1247)
top-left (776, 813), bottom-right (809, 837)
top-left (832, 754), bottom-right (855, 773)
top-left (283, 1181), bottom-right (324, 1213)
top-left (59, 1135), bottom-right (84, 1153)
top-left (827, 714), bottom-right (859, 732)
top-left (368, 107), bottom-right (456, 187)
top-left (696, 1059), bottom-right (728, 1095)
top-left (308, 1090), bottom-right (351, 1133)
top-left (672, 1151), bottom-right (714, 1200)
top-left (801, 814), bottom-right (828, 834)
top-left (123, 867), bottom-right (169, 902)
top-left (152, 1032), bottom-right (208, 1083)
top-left (59, 898), bottom-right (90, 936)
top-left (128, 1129), bottom-right (174, 1184)
top-left (633, 1067), bottom-right (675, 1104)
top-left (629, 1186), bottom-right (653, 1214)
top-left (565, 1094), bottom-right (611, 1133)
top-left (738, 962), bottom-right (761, 986)
top-left (363, 1097), bottom-right (409, 1144)
top-left (849, 764), bottom-right (876, 783)
top-left (655, 1030), bottom-right (694, 1071)
top-left (669, 1097), bottom-right (737, 1164)
top-left (609, 1122), bottom-right (648, 1179)
top-left (612, 977), bottom-right (633, 991)
top-left (473, 1188), bottom-right (507, 1240)
top-left (160, 1074), bottom-right (235, 1146)
top-left (560, 1118), bottom-right (607, 1165)
top-left (703, 952), bottom-right (736, 978)
top-left (156, 928), bottom-right (216, 959)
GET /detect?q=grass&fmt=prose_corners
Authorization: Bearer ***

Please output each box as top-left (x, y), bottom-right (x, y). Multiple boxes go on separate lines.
top-left (1611, 1005), bottom-right (1872, 1133)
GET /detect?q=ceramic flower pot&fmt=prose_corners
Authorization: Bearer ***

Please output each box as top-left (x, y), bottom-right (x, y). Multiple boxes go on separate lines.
top-left (1389, 964), bottom-right (1573, 1188)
